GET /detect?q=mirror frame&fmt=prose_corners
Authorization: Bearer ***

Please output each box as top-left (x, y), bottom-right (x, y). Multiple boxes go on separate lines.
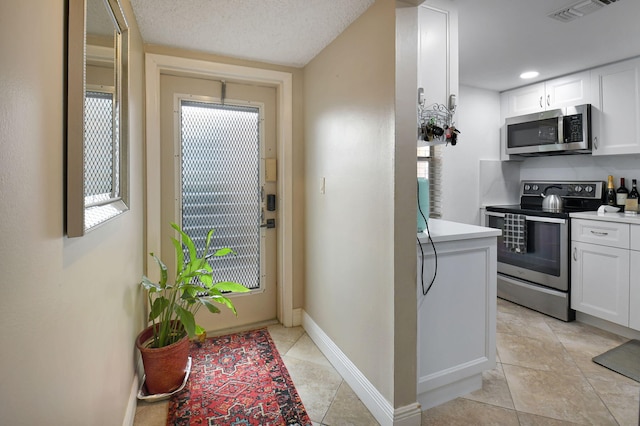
top-left (67, 0), bottom-right (129, 237)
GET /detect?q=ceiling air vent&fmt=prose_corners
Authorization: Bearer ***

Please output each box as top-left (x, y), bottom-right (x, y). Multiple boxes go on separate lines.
top-left (548, 0), bottom-right (619, 23)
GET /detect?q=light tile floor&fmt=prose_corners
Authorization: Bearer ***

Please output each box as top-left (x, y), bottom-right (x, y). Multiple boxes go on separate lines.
top-left (134, 299), bottom-right (640, 425)
top-left (422, 299), bottom-right (640, 426)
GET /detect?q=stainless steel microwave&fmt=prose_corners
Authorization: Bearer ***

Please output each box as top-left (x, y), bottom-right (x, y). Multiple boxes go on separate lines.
top-left (505, 104), bottom-right (591, 156)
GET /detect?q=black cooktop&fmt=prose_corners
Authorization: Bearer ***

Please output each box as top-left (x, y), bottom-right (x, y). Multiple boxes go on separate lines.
top-left (485, 204), bottom-right (591, 219)
top-left (485, 180), bottom-right (605, 219)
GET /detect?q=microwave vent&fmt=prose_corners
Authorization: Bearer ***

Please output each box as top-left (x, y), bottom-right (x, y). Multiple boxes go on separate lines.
top-left (548, 0), bottom-right (619, 23)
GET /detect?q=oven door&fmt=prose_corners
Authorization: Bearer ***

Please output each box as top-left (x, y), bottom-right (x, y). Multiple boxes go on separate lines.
top-left (485, 211), bottom-right (568, 291)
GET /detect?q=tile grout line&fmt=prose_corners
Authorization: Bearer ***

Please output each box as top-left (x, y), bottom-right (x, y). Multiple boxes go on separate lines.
top-left (319, 378), bottom-right (344, 426)
top-left (497, 306), bottom-right (615, 425)
top-left (277, 329), bottom-right (341, 426)
top-left (546, 322), bottom-right (623, 425)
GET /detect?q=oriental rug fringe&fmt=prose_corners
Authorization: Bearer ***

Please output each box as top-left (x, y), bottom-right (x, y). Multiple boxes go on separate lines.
top-left (167, 328), bottom-right (311, 426)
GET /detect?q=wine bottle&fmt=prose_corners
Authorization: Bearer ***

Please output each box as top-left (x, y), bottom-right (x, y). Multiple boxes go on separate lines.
top-left (628, 179), bottom-right (639, 213)
top-left (616, 177), bottom-right (629, 209)
top-left (605, 175), bottom-right (616, 206)
top-left (629, 179), bottom-right (639, 199)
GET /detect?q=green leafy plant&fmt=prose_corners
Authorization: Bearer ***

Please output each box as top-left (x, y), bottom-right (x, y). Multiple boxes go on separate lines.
top-left (140, 222), bottom-right (250, 348)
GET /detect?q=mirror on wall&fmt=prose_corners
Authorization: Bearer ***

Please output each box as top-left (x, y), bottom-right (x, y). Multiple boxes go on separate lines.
top-left (67, 0), bottom-right (129, 237)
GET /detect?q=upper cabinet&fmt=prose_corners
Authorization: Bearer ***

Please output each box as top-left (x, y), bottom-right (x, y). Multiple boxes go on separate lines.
top-left (418, 1), bottom-right (459, 113)
top-left (590, 57), bottom-right (640, 156)
top-left (546, 72), bottom-right (592, 110)
top-left (501, 71), bottom-right (591, 118)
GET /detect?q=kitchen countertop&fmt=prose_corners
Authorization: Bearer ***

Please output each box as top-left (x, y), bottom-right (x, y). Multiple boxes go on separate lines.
top-left (570, 211), bottom-right (640, 225)
top-left (417, 218), bottom-right (501, 244)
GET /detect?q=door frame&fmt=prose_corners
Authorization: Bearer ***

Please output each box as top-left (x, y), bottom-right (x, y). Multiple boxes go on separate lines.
top-left (144, 53), bottom-right (295, 327)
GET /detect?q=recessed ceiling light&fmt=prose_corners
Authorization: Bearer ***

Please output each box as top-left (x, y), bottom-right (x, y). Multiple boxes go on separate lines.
top-left (520, 71), bottom-right (540, 79)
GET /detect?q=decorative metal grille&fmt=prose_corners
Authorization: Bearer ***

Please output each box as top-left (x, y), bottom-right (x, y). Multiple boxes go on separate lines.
top-left (84, 90), bottom-right (119, 203)
top-left (180, 100), bottom-right (261, 290)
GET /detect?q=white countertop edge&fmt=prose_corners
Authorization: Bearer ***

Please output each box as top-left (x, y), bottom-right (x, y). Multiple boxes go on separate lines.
top-left (417, 218), bottom-right (501, 244)
top-left (570, 211), bottom-right (640, 225)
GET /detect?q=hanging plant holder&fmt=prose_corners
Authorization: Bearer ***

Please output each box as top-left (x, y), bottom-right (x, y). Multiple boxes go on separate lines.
top-left (417, 90), bottom-right (460, 146)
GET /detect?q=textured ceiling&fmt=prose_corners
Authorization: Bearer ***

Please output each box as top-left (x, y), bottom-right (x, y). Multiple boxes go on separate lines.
top-left (129, 0), bottom-right (375, 68)
top-left (128, 0), bottom-right (640, 92)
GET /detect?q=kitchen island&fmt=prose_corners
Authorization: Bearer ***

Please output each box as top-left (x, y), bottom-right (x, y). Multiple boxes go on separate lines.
top-left (416, 219), bottom-right (501, 410)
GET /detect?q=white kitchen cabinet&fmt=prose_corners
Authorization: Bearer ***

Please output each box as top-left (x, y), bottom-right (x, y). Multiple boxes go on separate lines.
top-left (545, 72), bottom-right (592, 110)
top-left (630, 251), bottom-right (640, 331)
top-left (571, 241), bottom-right (630, 326)
top-left (417, 219), bottom-right (499, 410)
top-left (501, 83), bottom-right (545, 117)
top-left (590, 57), bottom-right (640, 155)
top-left (571, 218), bottom-right (629, 248)
top-left (501, 71), bottom-right (591, 118)
top-left (418, 1), bottom-right (458, 113)
top-left (630, 225), bottom-right (640, 331)
top-left (571, 218), bottom-right (630, 327)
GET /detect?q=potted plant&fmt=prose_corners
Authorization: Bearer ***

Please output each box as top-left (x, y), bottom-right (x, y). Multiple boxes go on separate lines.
top-left (136, 222), bottom-right (250, 395)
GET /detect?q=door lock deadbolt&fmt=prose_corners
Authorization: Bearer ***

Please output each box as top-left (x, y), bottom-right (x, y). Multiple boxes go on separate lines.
top-left (260, 219), bottom-right (276, 229)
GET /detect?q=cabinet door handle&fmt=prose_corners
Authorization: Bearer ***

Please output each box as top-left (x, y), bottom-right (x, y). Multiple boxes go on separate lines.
top-left (539, 96), bottom-right (543, 108)
top-left (573, 247), bottom-right (578, 261)
top-left (547, 94), bottom-right (550, 106)
top-left (590, 230), bottom-right (609, 236)
top-left (594, 136), bottom-right (598, 150)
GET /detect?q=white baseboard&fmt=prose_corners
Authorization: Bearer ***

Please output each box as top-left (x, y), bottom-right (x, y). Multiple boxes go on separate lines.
top-left (302, 311), bottom-right (421, 426)
top-left (122, 374), bottom-right (139, 426)
top-left (417, 373), bottom-right (482, 410)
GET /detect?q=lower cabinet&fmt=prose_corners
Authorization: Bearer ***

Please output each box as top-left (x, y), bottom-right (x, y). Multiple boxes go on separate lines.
top-left (571, 219), bottom-right (639, 331)
top-left (630, 250), bottom-right (640, 330)
top-left (416, 234), bottom-right (496, 410)
top-left (571, 240), bottom-right (630, 326)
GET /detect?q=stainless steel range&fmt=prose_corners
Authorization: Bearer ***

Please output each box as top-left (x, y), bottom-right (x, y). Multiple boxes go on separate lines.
top-left (484, 180), bottom-right (604, 321)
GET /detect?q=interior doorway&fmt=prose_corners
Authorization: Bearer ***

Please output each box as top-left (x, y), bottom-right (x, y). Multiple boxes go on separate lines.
top-left (159, 74), bottom-right (277, 331)
top-left (144, 54), bottom-right (295, 328)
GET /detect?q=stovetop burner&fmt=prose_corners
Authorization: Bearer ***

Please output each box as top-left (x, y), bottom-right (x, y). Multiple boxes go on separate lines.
top-left (485, 180), bottom-right (605, 218)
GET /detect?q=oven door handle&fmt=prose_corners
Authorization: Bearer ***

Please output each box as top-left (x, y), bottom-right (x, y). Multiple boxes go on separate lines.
top-left (485, 211), bottom-right (567, 224)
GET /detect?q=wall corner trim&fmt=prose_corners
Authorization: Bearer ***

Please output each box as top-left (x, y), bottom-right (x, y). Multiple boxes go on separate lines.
top-left (302, 311), bottom-right (422, 426)
top-left (393, 403), bottom-right (422, 426)
top-left (292, 308), bottom-right (303, 327)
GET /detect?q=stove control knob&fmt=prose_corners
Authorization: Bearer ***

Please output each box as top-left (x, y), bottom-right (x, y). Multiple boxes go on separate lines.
top-left (574, 185), bottom-right (583, 192)
top-left (532, 185), bottom-right (539, 191)
top-left (585, 185), bottom-right (593, 193)
top-left (524, 184), bottom-right (531, 191)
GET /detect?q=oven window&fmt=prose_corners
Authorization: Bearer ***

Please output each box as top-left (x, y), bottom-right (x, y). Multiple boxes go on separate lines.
top-left (489, 216), bottom-right (561, 276)
top-left (507, 117), bottom-right (558, 148)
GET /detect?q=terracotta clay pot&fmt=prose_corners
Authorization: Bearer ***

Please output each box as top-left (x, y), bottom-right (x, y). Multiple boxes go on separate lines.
top-left (135, 323), bottom-right (190, 395)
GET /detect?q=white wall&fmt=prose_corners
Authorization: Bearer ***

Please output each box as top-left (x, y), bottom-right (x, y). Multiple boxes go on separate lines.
top-left (441, 85), bottom-right (507, 224)
top-left (0, 1), bottom-right (145, 424)
top-left (304, 0), bottom-right (406, 406)
top-left (520, 154), bottom-right (640, 184)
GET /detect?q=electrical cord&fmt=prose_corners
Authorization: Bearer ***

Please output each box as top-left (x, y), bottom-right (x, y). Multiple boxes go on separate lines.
top-left (417, 180), bottom-right (437, 296)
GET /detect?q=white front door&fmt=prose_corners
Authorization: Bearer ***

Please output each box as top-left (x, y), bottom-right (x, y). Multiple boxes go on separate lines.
top-left (160, 74), bottom-right (277, 332)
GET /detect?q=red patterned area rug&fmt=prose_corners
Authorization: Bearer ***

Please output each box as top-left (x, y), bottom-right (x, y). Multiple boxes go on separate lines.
top-left (167, 328), bottom-right (312, 426)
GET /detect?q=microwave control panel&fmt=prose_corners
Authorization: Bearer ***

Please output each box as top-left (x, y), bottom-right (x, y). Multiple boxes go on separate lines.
top-left (563, 114), bottom-right (583, 142)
